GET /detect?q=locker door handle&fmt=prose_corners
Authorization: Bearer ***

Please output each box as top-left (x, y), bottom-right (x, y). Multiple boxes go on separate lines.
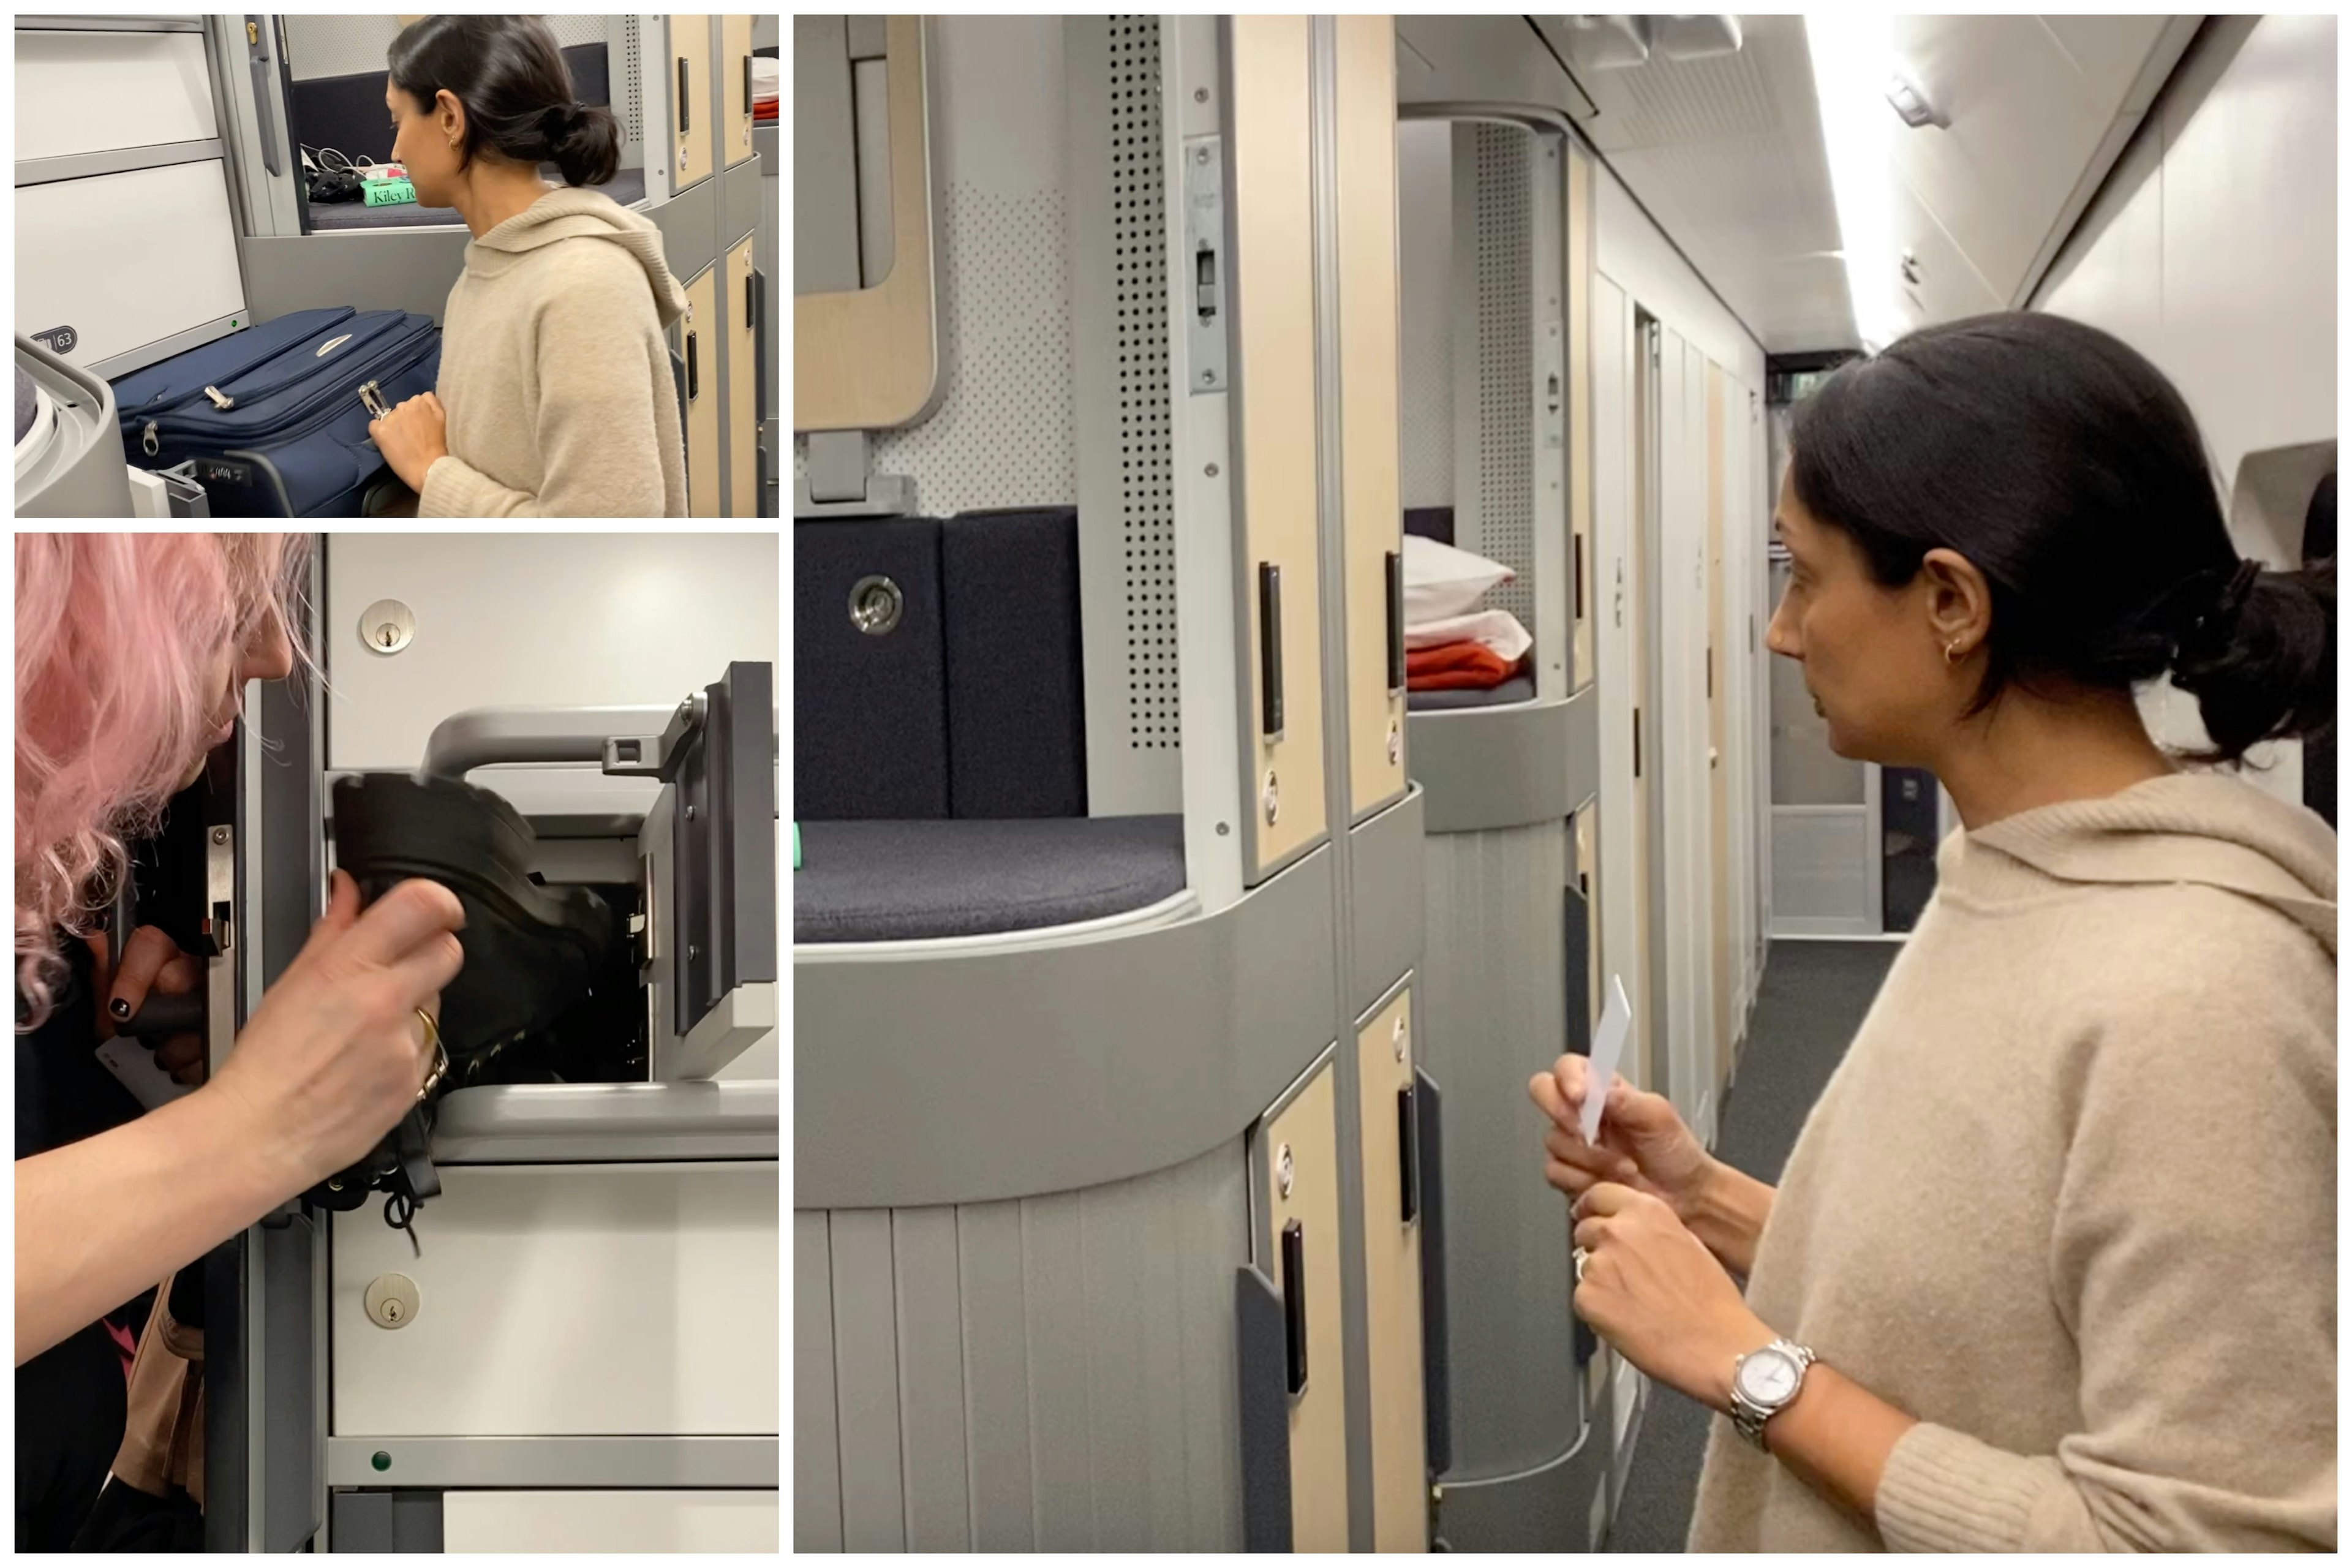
top-left (1385, 549), bottom-right (1405, 694)
top-left (745, 270), bottom-right (758, 334)
top-left (678, 58), bottom-right (691, 134)
top-left (1397, 1082), bottom-right (1419, 1224)
top-left (750, 268), bottom-right (766, 424)
top-left (687, 330), bottom-right (699, 402)
top-left (744, 53), bottom-right (753, 116)
top-left (1415, 1066), bottom-right (1451, 1476)
top-left (1280, 1218), bottom-right (1308, 1398)
top-left (1259, 563), bottom-right (1284, 739)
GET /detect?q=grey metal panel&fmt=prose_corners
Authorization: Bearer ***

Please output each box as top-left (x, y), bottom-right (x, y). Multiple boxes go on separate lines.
top-left (1433, 1420), bottom-right (1599, 1552)
top-left (429, 1080), bottom-right (778, 1164)
top-left (827, 1210), bottom-right (907, 1551)
top-left (956, 1202), bottom-right (1038, 1550)
top-left (891, 1207), bottom-right (972, 1550)
top-left (792, 1213), bottom-right (844, 1552)
top-left (1411, 696), bottom-right (1573, 834)
top-left (324, 1436), bottom-right (777, 1489)
top-left (240, 232), bottom-right (472, 326)
top-left (262, 1212), bottom-right (318, 1550)
top-left (1349, 786), bottom-right (1427, 1019)
top-left (653, 172), bottom-right (722, 293)
top-left (1022, 1189), bottom-right (1092, 1548)
top-left (1565, 679), bottom-right (1600, 812)
top-left (723, 129), bottom-right (764, 242)
top-left (16, 137), bottom-right (225, 186)
top-left (794, 845), bottom-right (1338, 1211)
top-left (328, 1489), bottom-right (443, 1553)
top-left (18, 12), bottom-right (205, 29)
top-left (1418, 823), bottom-right (1577, 1479)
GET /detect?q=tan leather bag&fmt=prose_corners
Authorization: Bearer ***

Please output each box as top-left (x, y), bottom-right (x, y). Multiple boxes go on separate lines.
top-left (111, 1269), bottom-right (203, 1509)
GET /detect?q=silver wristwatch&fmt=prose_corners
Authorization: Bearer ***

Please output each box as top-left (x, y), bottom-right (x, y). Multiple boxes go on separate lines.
top-left (1728, 1339), bottom-right (1817, 1450)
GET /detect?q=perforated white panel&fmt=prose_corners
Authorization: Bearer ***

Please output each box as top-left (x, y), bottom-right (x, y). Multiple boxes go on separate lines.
top-left (621, 15), bottom-right (644, 148)
top-left (1109, 16), bottom-right (1178, 749)
top-left (1474, 124), bottom-right (1534, 625)
top-left (863, 182), bottom-right (1077, 513)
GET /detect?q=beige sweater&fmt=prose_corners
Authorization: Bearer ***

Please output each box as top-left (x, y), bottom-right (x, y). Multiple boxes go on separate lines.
top-left (1689, 772), bottom-right (2337, 1552)
top-left (418, 186), bottom-right (689, 517)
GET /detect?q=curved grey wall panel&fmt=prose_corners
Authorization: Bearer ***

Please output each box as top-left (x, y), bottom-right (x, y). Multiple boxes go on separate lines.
top-left (795, 846), bottom-right (1336, 1210)
top-left (1415, 821), bottom-right (1577, 1482)
top-left (796, 1139), bottom-right (1250, 1550)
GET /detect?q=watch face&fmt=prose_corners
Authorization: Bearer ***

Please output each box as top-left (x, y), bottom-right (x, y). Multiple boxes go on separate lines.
top-left (1739, 1348), bottom-right (1799, 1405)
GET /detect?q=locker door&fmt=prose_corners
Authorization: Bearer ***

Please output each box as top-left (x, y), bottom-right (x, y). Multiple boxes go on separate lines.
top-left (1229, 15), bottom-right (1328, 878)
top-left (1260, 1058), bottom-right (1347, 1551)
top-left (1335, 13), bottom-right (1405, 821)
top-left (728, 236), bottom-right (760, 516)
top-left (1567, 145), bottom-right (1596, 691)
top-left (682, 263), bottom-right (721, 517)
top-left (671, 14), bottom-right (715, 193)
top-left (723, 13), bottom-right (756, 170)
top-left (1356, 989), bottom-right (1427, 1552)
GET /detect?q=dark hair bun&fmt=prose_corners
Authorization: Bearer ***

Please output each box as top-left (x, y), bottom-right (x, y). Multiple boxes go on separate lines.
top-left (546, 102), bottom-right (620, 188)
top-left (2172, 559), bottom-right (2335, 763)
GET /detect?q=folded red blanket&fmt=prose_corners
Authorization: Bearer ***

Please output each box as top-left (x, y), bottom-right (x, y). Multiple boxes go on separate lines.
top-left (1406, 641), bottom-right (1519, 690)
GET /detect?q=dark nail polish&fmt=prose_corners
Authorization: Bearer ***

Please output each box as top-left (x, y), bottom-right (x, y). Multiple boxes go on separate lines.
top-left (110, 997), bottom-right (132, 1019)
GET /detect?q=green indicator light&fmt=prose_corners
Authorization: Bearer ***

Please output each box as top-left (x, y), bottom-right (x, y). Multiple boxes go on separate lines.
top-left (371, 1452), bottom-right (391, 1472)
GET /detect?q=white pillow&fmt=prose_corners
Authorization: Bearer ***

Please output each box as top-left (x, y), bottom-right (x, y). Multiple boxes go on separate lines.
top-left (1401, 533), bottom-right (1515, 623)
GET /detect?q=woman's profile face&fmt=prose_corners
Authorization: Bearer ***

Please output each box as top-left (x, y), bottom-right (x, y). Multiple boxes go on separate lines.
top-left (385, 81), bottom-right (456, 203)
top-left (1763, 467), bottom-right (1953, 767)
top-left (180, 599), bottom-right (295, 789)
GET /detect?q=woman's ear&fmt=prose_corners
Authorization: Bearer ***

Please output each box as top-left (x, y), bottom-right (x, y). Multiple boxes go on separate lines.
top-left (1918, 547), bottom-right (1992, 655)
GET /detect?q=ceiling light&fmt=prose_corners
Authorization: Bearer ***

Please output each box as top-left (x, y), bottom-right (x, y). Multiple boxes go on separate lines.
top-left (1804, 13), bottom-right (1907, 352)
top-left (1885, 61), bottom-right (1948, 129)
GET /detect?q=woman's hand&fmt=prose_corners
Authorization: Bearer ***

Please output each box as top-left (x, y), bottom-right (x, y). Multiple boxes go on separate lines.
top-left (1572, 1182), bottom-right (1774, 1413)
top-left (203, 870), bottom-right (466, 1190)
top-left (1529, 1054), bottom-right (1717, 1219)
top-left (90, 926), bottom-right (208, 1085)
top-left (367, 391), bottom-right (448, 494)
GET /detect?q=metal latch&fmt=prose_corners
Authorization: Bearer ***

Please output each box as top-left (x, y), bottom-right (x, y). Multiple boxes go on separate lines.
top-left (358, 380), bottom-right (391, 421)
top-left (601, 692), bottom-right (708, 781)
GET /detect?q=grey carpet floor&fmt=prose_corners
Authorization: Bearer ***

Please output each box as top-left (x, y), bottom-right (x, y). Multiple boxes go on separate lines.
top-left (1602, 939), bottom-right (1901, 1553)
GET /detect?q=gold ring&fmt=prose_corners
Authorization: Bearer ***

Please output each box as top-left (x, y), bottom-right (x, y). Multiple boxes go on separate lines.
top-left (414, 1008), bottom-right (448, 1103)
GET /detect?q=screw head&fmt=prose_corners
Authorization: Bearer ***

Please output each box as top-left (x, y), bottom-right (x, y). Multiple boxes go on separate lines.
top-left (1276, 1143), bottom-right (1294, 1199)
top-left (1201, 369), bottom-right (1215, 385)
top-left (1205, 462), bottom-right (1219, 478)
top-left (1195, 146), bottom-right (1210, 164)
top-left (211, 827), bottom-right (229, 845)
top-left (1194, 87), bottom-right (1208, 104)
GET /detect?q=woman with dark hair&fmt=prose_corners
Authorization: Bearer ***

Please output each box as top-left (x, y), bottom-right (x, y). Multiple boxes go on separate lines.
top-left (368, 15), bottom-right (688, 516)
top-left (1529, 312), bottom-right (2335, 1550)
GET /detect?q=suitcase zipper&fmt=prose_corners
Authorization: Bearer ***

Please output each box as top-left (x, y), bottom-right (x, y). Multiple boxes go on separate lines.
top-left (139, 328), bottom-right (436, 455)
top-left (130, 311), bottom-right (401, 435)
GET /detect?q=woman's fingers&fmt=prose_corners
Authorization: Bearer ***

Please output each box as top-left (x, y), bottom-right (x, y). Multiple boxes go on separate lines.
top-left (387, 933), bottom-right (466, 1014)
top-left (107, 925), bottom-right (184, 1017)
top-left (1545, 1126), bottom-right (1640, 1183)
top-left (1529, 1071), bottom-right (1577, 1130)
top-left (1544, 1158), bottom-right (1594, 1197)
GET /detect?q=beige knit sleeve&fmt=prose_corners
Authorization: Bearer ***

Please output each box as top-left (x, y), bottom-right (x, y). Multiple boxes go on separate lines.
top-left (1876, 925), bottom-right (2337, 1551)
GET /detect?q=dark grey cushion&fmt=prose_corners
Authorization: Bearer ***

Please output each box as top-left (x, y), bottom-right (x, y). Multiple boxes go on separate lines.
top-left (1408, 676), bottom-right (1536, 712)
top-left (794, 816), bottom-right (1186, 943)
top-left (942, 509), bottom-right (1087, 818)
top-left (16, 365), bottom-right (36, 446)
top-left (1404, 507), bottom-right (1455, 546)
top-left (794, 518), bottom-right (950, 820)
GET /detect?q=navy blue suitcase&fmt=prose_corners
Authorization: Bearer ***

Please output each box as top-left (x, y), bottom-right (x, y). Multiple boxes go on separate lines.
top-left (110, 306), bottom-right (441, 517)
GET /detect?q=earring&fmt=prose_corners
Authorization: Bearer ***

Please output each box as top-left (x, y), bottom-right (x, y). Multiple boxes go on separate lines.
top-left (1945, 642), bottom-right (1964, 665)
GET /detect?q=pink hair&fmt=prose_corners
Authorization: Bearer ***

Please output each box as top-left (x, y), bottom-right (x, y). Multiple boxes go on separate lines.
top-left (15, 532), bottom-right (312, 1029)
